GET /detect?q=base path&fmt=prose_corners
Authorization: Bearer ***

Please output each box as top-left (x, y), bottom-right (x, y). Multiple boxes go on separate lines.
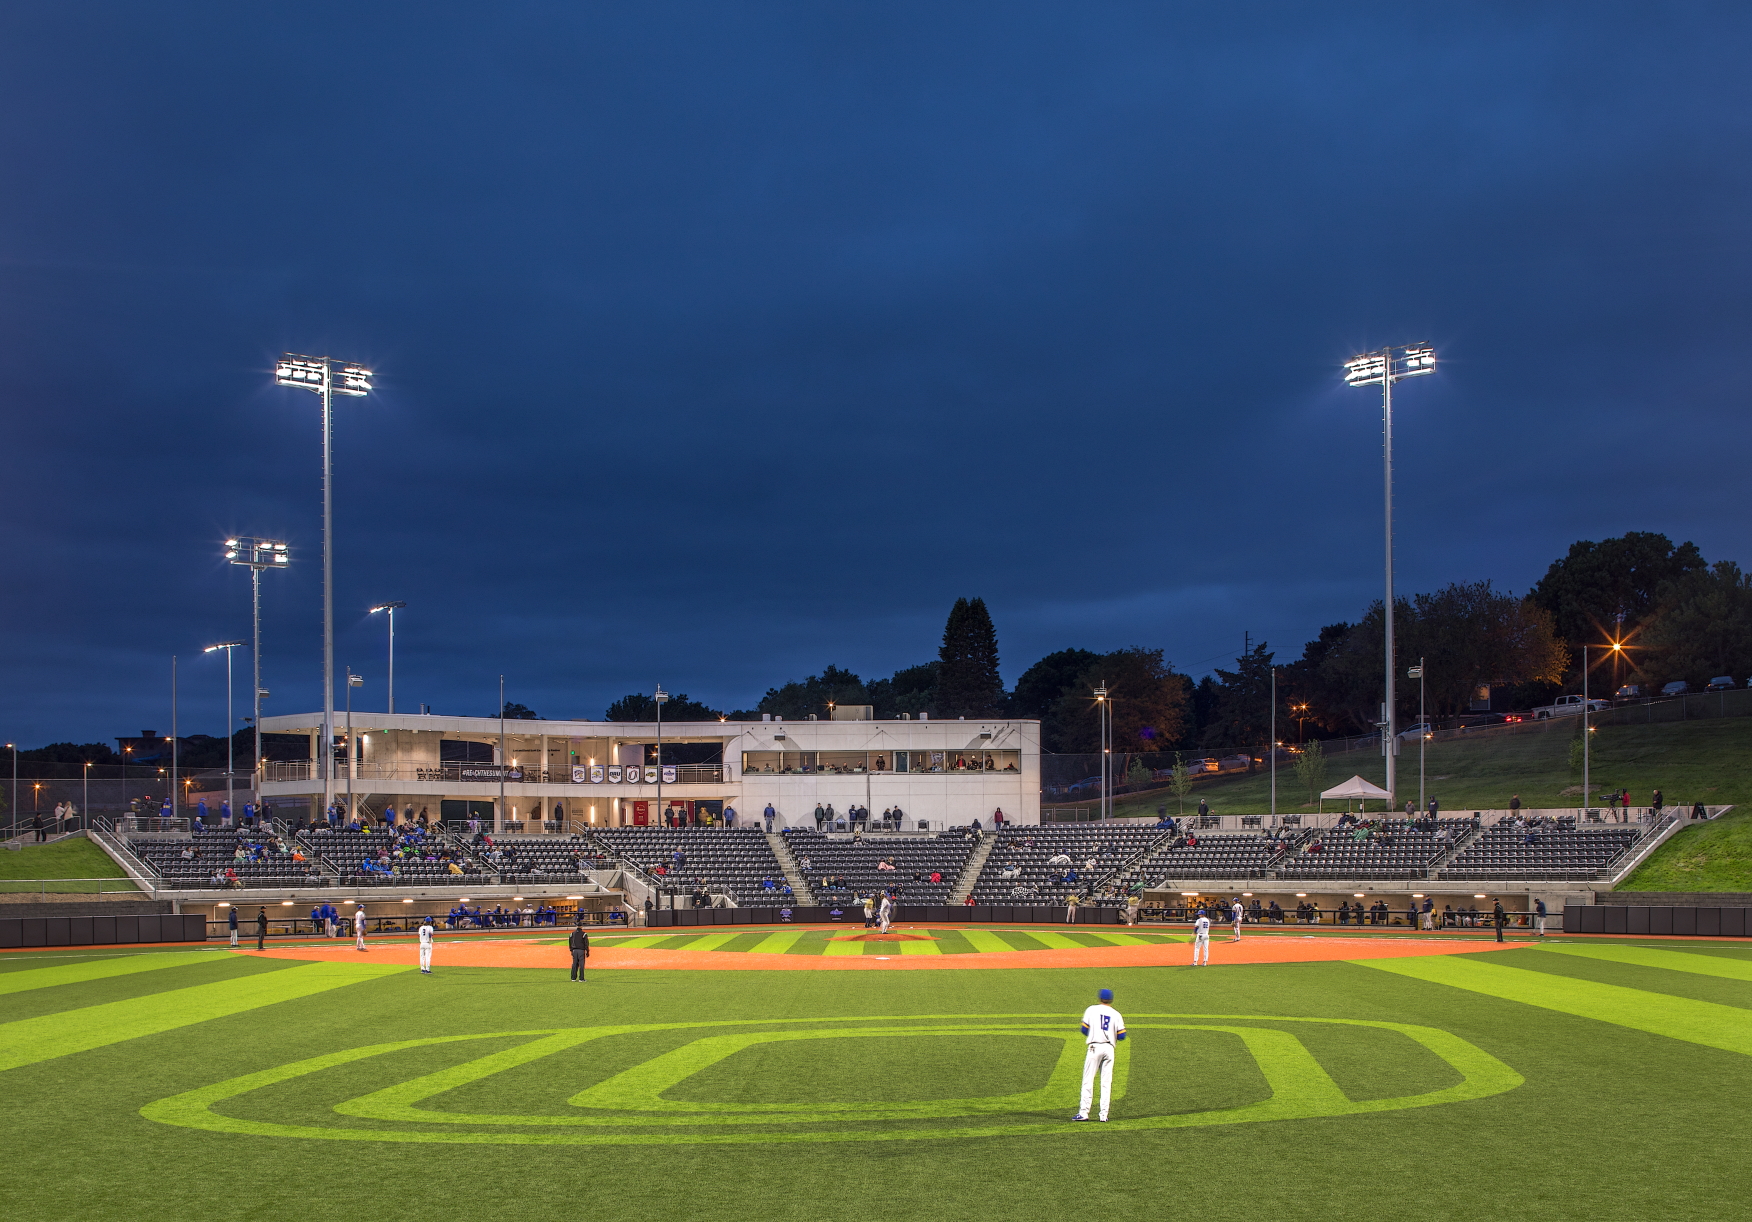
top-left (241, 928), bottom-right (1537, 972)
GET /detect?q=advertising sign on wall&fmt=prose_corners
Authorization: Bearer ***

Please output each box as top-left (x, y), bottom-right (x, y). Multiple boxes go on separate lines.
top-left (633, 800), bottom-right (650, 826)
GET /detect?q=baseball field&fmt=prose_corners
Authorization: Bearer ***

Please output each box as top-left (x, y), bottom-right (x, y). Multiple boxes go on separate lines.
top-left (3, 923), bottom-right (1748, 1222)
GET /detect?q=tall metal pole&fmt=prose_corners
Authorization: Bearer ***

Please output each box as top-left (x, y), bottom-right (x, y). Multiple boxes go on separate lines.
top-left (1382, 371), bottom-right (1397, 804)
top-left (386, 605), bottom-right (396, 715)
top-left (498, 675), bottom-right (506, 833)
top-left (1419, 657), bottom-right (1426, 813)
top-left (320, 367), bottom-right (335, 827)
top-left (1582, 645), bottom-right (1590, 818)
top-left (1270, 667), bottom-right (1277, 820)
top-left (225, 646), bottom-right (234, 818)
top-left (82, 762), bottom-right (89, 824)
top-left (655, 689), bottom-right (664, 822)
top-left (251, 566), bottom-right (262, 789)
top-left (171, 656), bottom-right (179, 819)
top-left (345, 671), bottom-right (353, 822)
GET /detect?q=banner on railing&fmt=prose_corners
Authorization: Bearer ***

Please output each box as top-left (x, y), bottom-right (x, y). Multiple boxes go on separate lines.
top-left (572, 766), bottom-right (586, 783)
top-left (644, 766), bottom-right (658, 783)
top-left (661, 765), bottom-right (677, 784)
top-left (590, 764), bottom-right (604, 783)
top-left (607, 766), bottom-right (623, 783)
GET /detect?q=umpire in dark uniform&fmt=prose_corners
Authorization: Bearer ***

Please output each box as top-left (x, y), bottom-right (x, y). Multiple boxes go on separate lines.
top-left (255, 906), bottom-right (268, 950)
top-left (1493, 901), bottom-right (1507, 943)
top-left (569, 921), bottom-right (590, 982)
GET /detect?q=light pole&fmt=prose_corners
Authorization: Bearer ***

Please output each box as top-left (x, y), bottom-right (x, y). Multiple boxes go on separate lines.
top-left (345, 670), bottom-right (363, 821)
top-left (225, 538), bottom-right (289, 786)
top-left (205, 642), bottom-right (245, 822)
top-left (368, 603), bottom-right (406, 713)
top-left (171, 655), bottom-right (179, 820)
top-left (1343, 343), bottom-right (1437, 804)
top-left (82, 761), bottom-right (90, 826)
top-left (1408, 660), bottom-right (1427, 813)
top-left (1270, 667), bottom-right (1277, 821)
top-left (1582, 642), bottom-right (1621, 819)
top-left (1093, 684), bottom-right (1110, 821)
top-left (654, 685), bottom-right (668, 822)
top-left (498, 675), bottom-right (506, 833)
top-left (275, 354), bottom-right (373, 825)
top-left (6, 744), bottom-right (15, 836)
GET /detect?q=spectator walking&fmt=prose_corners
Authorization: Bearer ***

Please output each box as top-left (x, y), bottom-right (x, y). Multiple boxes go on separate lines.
top-left (1652, 789), bottom-right (1664, 815)
top-left (32, 812), bottom-right (46, 842)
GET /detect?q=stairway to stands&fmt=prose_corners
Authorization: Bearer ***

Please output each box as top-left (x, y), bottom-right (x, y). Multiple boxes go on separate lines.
top-left (766, 832), bottom-right (816, 904)
top-left (948, 831), bottom-right (997, 903)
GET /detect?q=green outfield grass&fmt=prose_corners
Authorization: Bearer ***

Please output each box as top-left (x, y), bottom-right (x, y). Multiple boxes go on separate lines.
top-left (1110, 714), bottom-right (1752, 818)
top-left (0, 834), bottom-right (137, 892)
top-left (2, 934), bottom-right (1749, 1221)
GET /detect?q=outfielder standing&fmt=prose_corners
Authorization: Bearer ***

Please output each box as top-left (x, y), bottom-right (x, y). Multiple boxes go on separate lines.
top-left (569, 921), bottom-right (590, 982)
top-left (1230, 898), bottom-right (1244, 942)
top-left (418, 916), bottom-right (434, 974)
top-left (1192, 908), bottom-right (1211, 965)
top-left (355, 904), bottom-right (368, 951)
top-left (1073, 987), bottom-right (1126, 1122)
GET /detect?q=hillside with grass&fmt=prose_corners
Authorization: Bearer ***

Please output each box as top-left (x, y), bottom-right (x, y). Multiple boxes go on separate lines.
top-left (1617, 806), bottom-right (1752, 892)
top-left (1097, 715), bottom-right (1752, 819)
top-left (0, 834), bottom-right (137, 892)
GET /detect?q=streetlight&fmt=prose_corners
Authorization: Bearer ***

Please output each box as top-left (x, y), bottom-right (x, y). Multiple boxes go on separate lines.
top-left (82, 761), bottom-right (90, 827)
top-left (275, 354), bottom-right (373, 823)
top-left (1291, 702), bottom-right (1311, 744)
top-left (1093, 684), bottom-right (1110, 822)
top-left (654, 685), bottom-right (668, 823)
top-left (205, 642), bottom-right (246, 822)
top-left (170, 655), bottom-right (179, 820)
top-left (1343, 343), bottom-right (1437, 804)
top-left (1582, 642), bottom-right (1623, 819)
top-left (368, 603), bottom-right (406, 713)
top-left (6, 744), bottom-right (14, 838)
top-left (1408, 660), bottom-right (1427, 813)
top-left (225, 537), bottom-right (289, 783)
top-left (345, 670), bottom-right (364, 821)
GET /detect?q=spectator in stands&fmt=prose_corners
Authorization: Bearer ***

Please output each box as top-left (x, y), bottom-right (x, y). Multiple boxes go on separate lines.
top-left (813, 804), bottom-right (827, 830)
top-left (723, 803), bottom-right (736, 828)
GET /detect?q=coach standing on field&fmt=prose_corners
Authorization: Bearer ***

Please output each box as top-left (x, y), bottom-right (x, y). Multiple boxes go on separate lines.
top-left (569, 920), bottom-right (590, 982)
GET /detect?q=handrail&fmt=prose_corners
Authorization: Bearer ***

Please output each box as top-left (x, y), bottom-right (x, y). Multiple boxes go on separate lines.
top-left (88, 819), bottom-right (163, 891)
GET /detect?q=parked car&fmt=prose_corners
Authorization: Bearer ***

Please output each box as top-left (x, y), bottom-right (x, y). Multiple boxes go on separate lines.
top-left (1614, 684), bottom-right (1643, 700)
top-left (1532, 694), bottom-right (1608, 720)
top-left (1707, 676), bottom-right (1737, 692)
top-left (1396, 722), bottom-right (1434, 741)
top-left (1661, 680), bottom-right (1689, 697)
top-left (1185, 757), bottom-right (1220, 775)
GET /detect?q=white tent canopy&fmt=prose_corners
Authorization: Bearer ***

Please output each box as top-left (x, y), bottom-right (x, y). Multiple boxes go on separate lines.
top-left (1320, 775), bottom-right (1392, 801)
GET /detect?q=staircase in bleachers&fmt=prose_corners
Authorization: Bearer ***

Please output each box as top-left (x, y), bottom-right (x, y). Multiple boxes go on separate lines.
top-left (1135, 831), bottom-right (1281, 881)
top-left (782, 829), bottom-right (977, 906)
top-left (947, 830), bottom-right (998, 903)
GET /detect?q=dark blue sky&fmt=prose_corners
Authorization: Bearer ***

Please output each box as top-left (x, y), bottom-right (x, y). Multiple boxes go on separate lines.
top-left (3, 3), bottom-right (1749, 744)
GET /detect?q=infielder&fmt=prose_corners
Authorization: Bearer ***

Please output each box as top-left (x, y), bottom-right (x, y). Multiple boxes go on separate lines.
top-left (1192, 908), bottom-right (1211, 965)
top-left (1231, 898), bottom-right (1244, 942)
top-left (354, 904), bottom-right (368, 951)
top-left (1072, 987), bottom-right (1126, 1122)
top-left (418, 916), bottom-right (434, 974)
top-left (878, 893), bottom-right (893, 933)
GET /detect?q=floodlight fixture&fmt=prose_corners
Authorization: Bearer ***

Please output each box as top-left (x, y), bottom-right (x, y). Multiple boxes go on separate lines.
top-left (275, 352), bottom-right (373, 818)
top-left (1342, 343), bottom-right (1439, 805)
top-left (226, 537), bottom-right (289, 781)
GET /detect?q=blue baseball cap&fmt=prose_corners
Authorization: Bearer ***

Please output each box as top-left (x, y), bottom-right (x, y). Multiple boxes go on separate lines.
top-left (1098, 988), bottom-right (1114, 1002)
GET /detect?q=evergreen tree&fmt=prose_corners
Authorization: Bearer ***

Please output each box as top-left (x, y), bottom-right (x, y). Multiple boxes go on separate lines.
top-left (936, 597), bottom-right (1005, 717)
top-left (605, 692), bottom-right (725, 721)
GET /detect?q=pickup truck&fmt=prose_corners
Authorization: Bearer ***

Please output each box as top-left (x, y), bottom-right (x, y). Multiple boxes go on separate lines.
top-left (1531, 694), bottom-right (1608, 720)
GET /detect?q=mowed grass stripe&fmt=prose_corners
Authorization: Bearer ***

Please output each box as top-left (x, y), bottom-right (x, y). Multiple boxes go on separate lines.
top-left (679, 934), bottom-right (739, 953)
top-left (0, 951), bottom-right (220, 996)
top-left (898, 940), bottom-right (941, 955)
top-left (1541, 943), bottom-right (1752, 982)
top-left (1088, 933), bottom-right (1151, 947)
top-left (0, 961), bottom-right (410, 1072)
top-left (748, 931), bottom-right (805, 954)
top-left (1359, 954), bottom-right (1752, 1057)
top-left (822, 938), bottom-right (864, 957)
top-left (614, 936), bottom-right (675, 950)
top-left (961, 929), bottom-right (1018, 954)
top-left (1030, 931), bottom-right (1089, 950)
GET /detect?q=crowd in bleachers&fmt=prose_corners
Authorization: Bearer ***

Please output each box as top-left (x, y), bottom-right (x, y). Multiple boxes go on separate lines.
top-left (964, 824), bottom-right (1156, 905)
top-left (302, 826), bottom-right (483, 884)
top-left (131, 828), bottom-right (322, 889)
top-left (1442, 820), bottom-right (1642, 879)
top-left (784, 829), bottom-right (977, 905)
top-left (1275, 818), bottom-right (1471, 880)
top-left (593, 827), bottom-right (792, 905)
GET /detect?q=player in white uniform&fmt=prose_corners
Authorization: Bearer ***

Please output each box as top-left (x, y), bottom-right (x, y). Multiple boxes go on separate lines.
top-left (878, 893), bottom-right (893, 933)
top-left (1073, 987), bottom-right (1126, 1122)
top-left (354, 904), bottom-right (368, 951)
top-left (1193, 909), bottom-right (1211, 965)
top-left (1231, 898), bottom-right (1244, 942)
top-left (418, 917), bottom-right (434, 974)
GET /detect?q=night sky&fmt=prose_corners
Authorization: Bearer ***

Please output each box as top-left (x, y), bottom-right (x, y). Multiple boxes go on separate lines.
top-left (3, 3), bottom-right (1748, 744)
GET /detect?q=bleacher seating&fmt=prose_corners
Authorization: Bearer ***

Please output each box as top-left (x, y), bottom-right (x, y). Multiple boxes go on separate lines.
top-left (129, 829), bottom-right (322, 890)
top-left (593, 827), bottom-right (791, 906)
top-left (971, 824), bottom-right (1162, 905)
top-left (784, 829), bottom-right (977, 905)
top-left (1135, 831), bottom-right (1279, 881)
top-left (483, 835), bottom-right (610, 882)
top-left (302, 827), bottom-right (483, 885)
top-left (1441, 824), bottom-right (1643, 879)
top-left (1275, 819), bottom-right (1472, 880)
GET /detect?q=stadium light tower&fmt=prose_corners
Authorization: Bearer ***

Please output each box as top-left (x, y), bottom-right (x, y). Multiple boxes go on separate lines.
top-left (1343, 343), bottom-right (1436, 804)
top-left (275, 354), bottom-right (373, 820)
top-left (204, 642), bottom-right (246, 820)
top-left (368, 602), bottom-right (406, 713)
top-left (225, 537), bottom-right (290, 779)
top-left (1093, 683), bottom-right (1110, 822)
